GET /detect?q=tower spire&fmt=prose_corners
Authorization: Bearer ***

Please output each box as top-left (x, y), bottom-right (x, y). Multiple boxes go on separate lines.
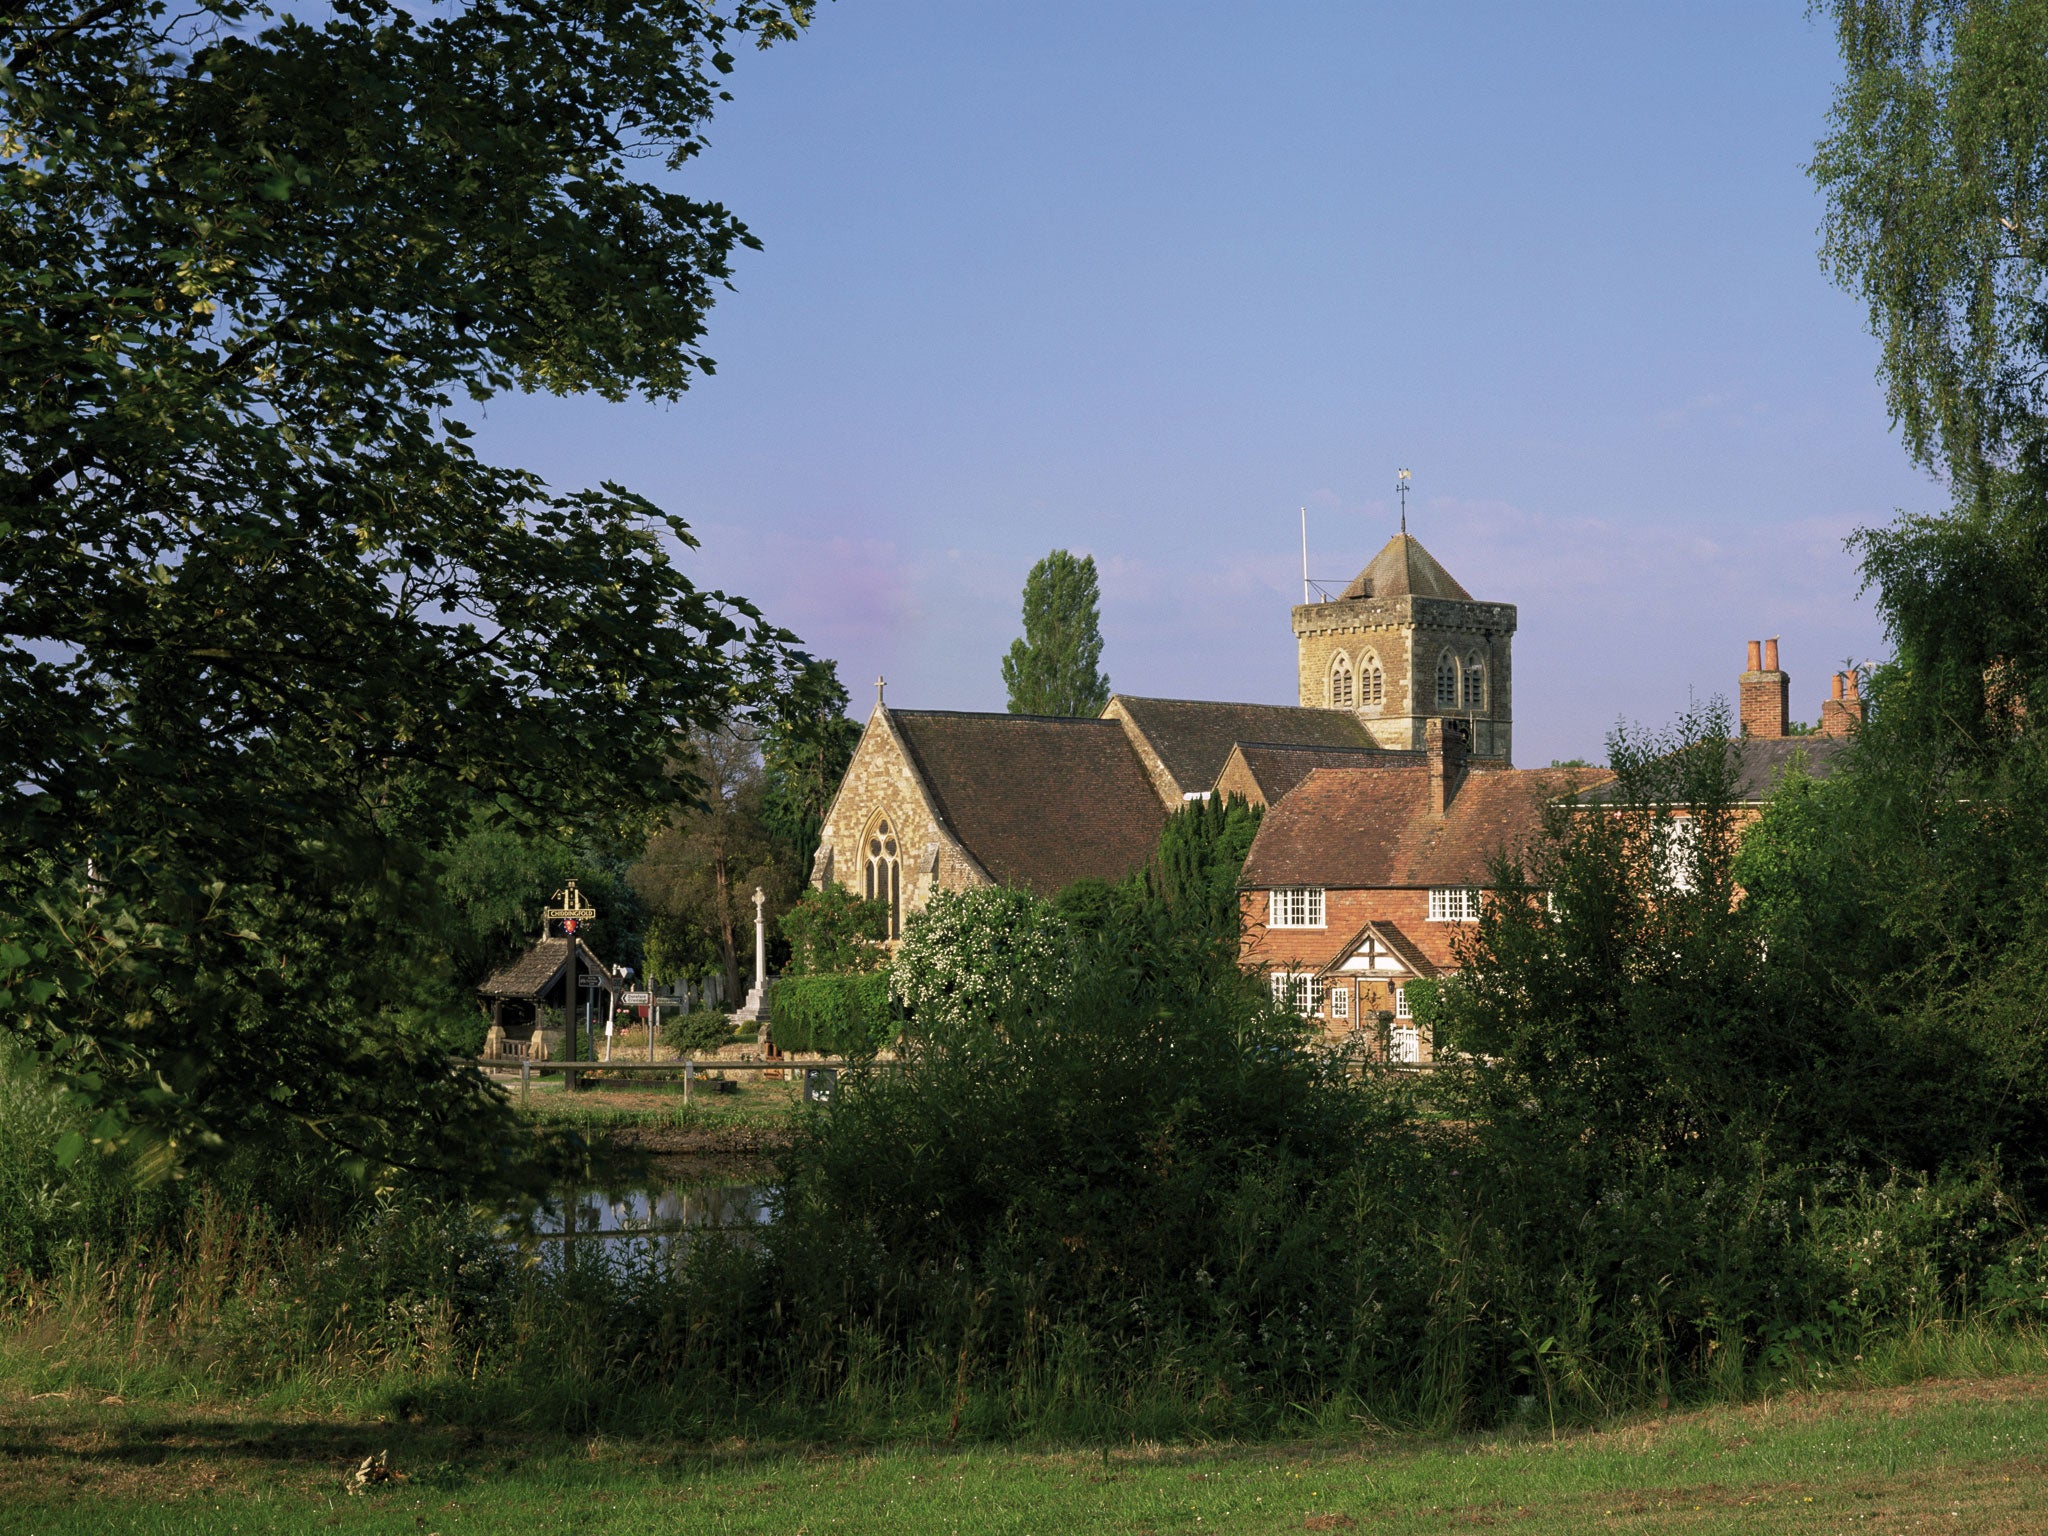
top-left (1396, 467), bottom-right (1411, 535)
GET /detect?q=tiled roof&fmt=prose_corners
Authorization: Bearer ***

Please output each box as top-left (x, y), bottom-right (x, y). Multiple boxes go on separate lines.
top-left (1222, 741), bottom-right (1420, 807)
top-left (477, 937), bottom-right (618, 999)
top-left (1338, 533), bottom-right (1473, 602)
top-left (1239, 764), bottom-right (1609, 889)
top-left (1572, 737), bottom-right (1850, 807)
top-left (889, 710), bottom-right (1167, 895)
top-left (1108, 695), bottom-right (1377, 798)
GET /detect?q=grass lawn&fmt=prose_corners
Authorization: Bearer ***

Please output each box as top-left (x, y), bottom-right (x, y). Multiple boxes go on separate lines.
top-left (508, 1071), bottom-right (807, 1149)
top-left (2, 1373), bottom-right (2044, 1534)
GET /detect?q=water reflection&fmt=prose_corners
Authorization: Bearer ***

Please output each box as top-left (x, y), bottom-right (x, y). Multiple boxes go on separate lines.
top-left (534, 1176), bottom-right (774, 1239)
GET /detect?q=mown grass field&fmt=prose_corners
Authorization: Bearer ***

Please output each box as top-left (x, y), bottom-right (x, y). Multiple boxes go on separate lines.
top-left (2, 1372), bottom-right (2044, 1534)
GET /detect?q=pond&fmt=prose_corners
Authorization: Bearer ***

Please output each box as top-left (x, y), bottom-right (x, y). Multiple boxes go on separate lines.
top-left (529, 1156), bottom-right (776, 1252)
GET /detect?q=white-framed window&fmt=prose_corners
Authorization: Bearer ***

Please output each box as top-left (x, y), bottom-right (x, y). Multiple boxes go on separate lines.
top-left (1663, 817), bottom-right (1700, 894)
top-left (1270, 887), bottom-right (1325, 928)
top-left (1428, 886), bottom-right (1480, 923)
top-left (1391, 1024), bottom-right (1421, 1063)
top-left (1269, 971), bottom-right (1320, 1015)
top-left (1330, 983), bottom-right (1350, 1021)
top-left (1394, 984), bottom-right (1411, 1019)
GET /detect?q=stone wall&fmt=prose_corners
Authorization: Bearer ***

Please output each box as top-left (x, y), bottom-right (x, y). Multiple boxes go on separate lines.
top-left (810, 708), bottom-right (990, 926)
top-left (1292, 595), bottom-right (1516, 764)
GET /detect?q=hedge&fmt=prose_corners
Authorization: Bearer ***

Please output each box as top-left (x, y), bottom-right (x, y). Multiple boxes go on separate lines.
top-left (771, 972), bottom-right (897, 1056)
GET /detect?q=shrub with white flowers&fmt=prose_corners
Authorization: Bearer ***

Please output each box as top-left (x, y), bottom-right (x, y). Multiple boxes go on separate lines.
top-left (889, 886), bottom-right (1071, 1029)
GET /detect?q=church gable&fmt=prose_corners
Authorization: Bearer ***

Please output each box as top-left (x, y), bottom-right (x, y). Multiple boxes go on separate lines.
top-left (812, 706), bottom-right (986, 935)
top-left (1104, 694), bottom-right (1377, 802)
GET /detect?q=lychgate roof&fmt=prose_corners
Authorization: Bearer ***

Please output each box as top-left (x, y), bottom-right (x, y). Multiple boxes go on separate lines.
top-left (477, 937), bottom-right (618, 1000)
top-left (1338, 533), bottom-right (1473, 602)
top-left (889, 710), bottom-right (1168, 895)
top-left (1107, 695), bottom-right (1376, 799)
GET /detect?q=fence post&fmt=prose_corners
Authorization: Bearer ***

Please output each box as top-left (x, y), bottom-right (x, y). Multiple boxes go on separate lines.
top-left (521, 1057), bottom-right (530, 1108)
top-left (684, 1058), bottom-right (693, 1104)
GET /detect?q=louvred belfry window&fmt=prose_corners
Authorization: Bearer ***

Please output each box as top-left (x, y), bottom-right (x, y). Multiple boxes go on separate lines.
top-left (1462, 657), bottom-right (1485, 709)
top-left (1330, 654), bottom-right (1354, 708)
top-left (865, 817), bottom-right (902, 938)
top-left (1436, 651), bottom-right (1459, 708)
top-left (1361, 654), bottom-right (1384, 706)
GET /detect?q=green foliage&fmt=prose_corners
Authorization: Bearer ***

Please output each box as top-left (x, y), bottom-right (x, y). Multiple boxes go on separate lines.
top-left (661, 1008), bottom-right (736, 1056)
top-left (1812, 0), bottom-right (2048, 489)
top-left (1142, 792), bottom-right (1261, 948)
top-left (779, 885), bottom-right (888, 975)
top-left (1000, 550), bottom-right (1111, 717)
top-left (771, 974), bottom-right (896, 1056)
top-left (762, 655), bottom-right (861, 880)
top-left (0, 0), bottom-right (811, 1187)
top-left (889, 887), bottom-right (1073, 1028)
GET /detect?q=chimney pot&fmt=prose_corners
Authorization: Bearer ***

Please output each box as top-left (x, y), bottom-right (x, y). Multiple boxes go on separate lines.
top-left (1832, 673), bottom-right (1844, 700)
top-left (1764, 637), bottom-right (1780, 672)
top-left (1845, 670), bottom-right (1860, 701)
top-left (1747, 640), bottom-right (1762, 672)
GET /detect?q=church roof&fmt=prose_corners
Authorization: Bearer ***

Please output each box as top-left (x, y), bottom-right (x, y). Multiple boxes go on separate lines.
top-left (889, 710), bottom-right (1167, 895)
top-left (1106, 696), bottom-right (1376, 799)
top-left (477, 937), bottom-right (618, 1000)
top-left (1338, 532), bottom-right (1473, 602)
top-left (1239, 764), bottom-right (1607, 890)
top-left (1216, 740), bottom-right (1418, 808)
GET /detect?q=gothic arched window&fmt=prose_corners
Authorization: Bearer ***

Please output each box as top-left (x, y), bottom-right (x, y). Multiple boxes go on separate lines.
top-left (1359, 650), bottom-right (1385, 707)
top-left (1435, 650), bottom-right (1460, 709)
top-left (863, 815), bottom-right (902, 938)
top-left (1329, 653), bottom-right (1354, 709)
top-left (1462, 656), bottom-right (1485, 710)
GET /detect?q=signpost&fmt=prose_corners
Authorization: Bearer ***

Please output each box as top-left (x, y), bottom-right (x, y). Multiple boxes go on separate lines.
top-left (543, 879), bottom-right (598, 1089)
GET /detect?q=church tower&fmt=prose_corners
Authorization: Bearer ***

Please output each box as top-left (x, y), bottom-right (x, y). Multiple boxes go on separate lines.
top-left (1292, 532), bottom-right (1516, 763)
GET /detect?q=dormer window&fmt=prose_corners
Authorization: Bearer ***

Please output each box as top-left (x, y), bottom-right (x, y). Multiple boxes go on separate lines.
top-left (1270, 887), bottom-right (1325, 928)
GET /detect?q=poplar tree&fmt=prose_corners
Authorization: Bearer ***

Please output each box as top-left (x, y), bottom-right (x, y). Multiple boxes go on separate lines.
top-left (1001, 550), bottom-right (1111, 717)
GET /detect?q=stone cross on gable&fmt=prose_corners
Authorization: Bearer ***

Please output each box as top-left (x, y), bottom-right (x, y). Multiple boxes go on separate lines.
top-left (875, 674), bottom-right (886, 707)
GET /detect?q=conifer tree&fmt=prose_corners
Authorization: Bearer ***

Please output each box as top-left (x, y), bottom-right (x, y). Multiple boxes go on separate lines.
top-left (1001, 550), bottom-right (1111, 716)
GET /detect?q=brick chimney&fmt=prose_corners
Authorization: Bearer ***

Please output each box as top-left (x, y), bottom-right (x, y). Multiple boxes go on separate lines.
top-left (1819, 670), bottom-right (1865, 737)
top-left (1427, 716), bottom-right (1470, 815)
top-left (1739, 637), bottom-right (1789, 738)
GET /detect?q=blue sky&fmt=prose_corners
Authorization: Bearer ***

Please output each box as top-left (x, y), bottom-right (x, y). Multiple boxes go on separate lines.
top-left (468, 1), bottom-right (1937, 767)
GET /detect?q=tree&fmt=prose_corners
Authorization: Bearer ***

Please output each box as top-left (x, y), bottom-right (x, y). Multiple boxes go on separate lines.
top-left (1812, 0), bottom-right (2048, 492)
top-left (779, 884), bottom-right (888, 975)
top-left (1001, 550), bottom-right (1111, 717)
top-left (629, 730), bottom-right (792, 1006)
top-left (0, 0), bottom-right (810, 1183)
top-left (762, 654), bottom-right (861, 880)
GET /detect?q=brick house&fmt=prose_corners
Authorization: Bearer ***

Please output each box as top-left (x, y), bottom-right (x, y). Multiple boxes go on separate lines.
top-left (813, 532), bottom-right (1521, 934)
top-left (1571, 640), bottom-right (1861, 830)
top-left (1237, 722), bottom-right (1606, 1060)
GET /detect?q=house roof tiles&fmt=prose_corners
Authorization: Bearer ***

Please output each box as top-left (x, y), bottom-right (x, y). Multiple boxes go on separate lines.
top-left (1240, 764), bottom-right (1608, 889)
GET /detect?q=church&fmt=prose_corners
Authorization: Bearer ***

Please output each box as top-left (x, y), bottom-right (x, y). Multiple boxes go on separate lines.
top-left (810, 530), bottom-right (1519, 937)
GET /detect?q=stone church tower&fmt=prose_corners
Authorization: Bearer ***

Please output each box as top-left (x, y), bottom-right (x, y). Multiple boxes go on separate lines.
top-left (1292, 532), bottom-right (1516, 763)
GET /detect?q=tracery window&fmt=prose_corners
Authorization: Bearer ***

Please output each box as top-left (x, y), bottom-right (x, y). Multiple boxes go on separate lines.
top-left (1360, 650), bottom-right (1385, 706)
top-left (1329, 653), bottom-right (1354, 709)
top-left (863, 815), bottom-right (902, 938)
top-left (1435, 650), bottom-right (1460, 709)
top-left (1462, 656), bottom-right (1485, 710)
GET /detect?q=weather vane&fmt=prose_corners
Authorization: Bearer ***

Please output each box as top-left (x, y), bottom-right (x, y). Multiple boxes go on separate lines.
top-left (1397, 468), bottom-right (1411, 535)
